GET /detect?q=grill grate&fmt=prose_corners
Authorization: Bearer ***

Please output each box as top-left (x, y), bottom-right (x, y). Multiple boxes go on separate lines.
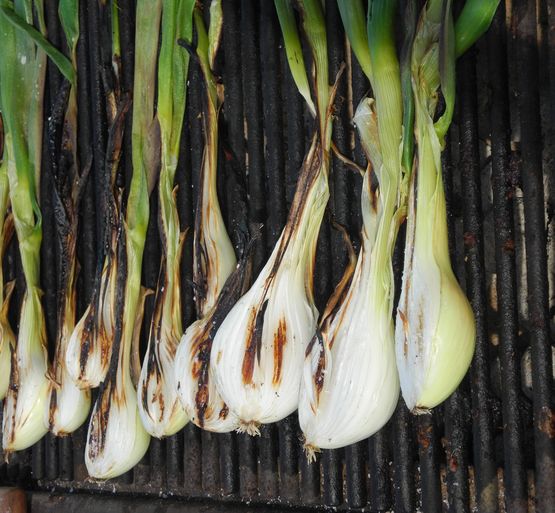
top-left (1, 0), bottom-right (554, 512)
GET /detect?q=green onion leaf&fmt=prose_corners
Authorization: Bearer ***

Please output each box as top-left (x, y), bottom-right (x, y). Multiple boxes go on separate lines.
top-left (455, 0), bottom-right (500, 57)
top-left (111, 0), bottom-right (121, 61)
top-left (0, 3), bottom-right (75, 85)
top-left (208, 0), bottom-right (223, 71)
top-left (297, 0), bottom-right (328, 133)
top-left (58, 0), bottom-right (79, 58)
top-left (400, 0), bottom-right (416, 178)
top-left (367, 0), bottom-right (402, 187)
top-left (434, 0), bottom-right (455, 141)
top-left (157, 0), bottom-right (195, 164)
top-left (337, 0), bottom-right (372, 80)
top-left (275, 0), bottom-right (316, 117)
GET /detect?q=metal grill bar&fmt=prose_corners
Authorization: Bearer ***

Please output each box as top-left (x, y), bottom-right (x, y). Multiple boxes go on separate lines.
top-left (488, 5), bottom-right (528, 512)
top-left (368, 428), bottom-right (390, 511)
top-left (258, 425), bottom-right (279, 500)
top-left (391, 400), bottom-right (414, 513)
top-left (417, 414), bottom-right (441, 512)
top-left (443, 136), bottom-right (471, 513)
top-left (459, 49), bottom-right (500, 513)
top-left (260, 0), bottom-right (286, 245)
top-left (513, 1), bottom-right (555, 511)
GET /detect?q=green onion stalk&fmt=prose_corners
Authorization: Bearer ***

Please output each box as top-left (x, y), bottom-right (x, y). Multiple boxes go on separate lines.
top-left (189, 1), bottom-right (236, 320)
top-left (0, 111), bottom-right (15, 402)
top-left (66, 1), bottom-right (125, 390)
top-left (395, 0), bottom-right (499, 411)
top-left (137, 0), bottom-right (195, 439)
top-left (45, 0), bottom-right (92, 437)
top-left (85, 0), bottom-right (162, 479)
top-left (299, 0), bottom-right (404, 456)
top-left (210, 0), bottom-right (334, 434)
top-left (0, 0), bottom-right (49, 452)
top-left (174, 0), bottom-right (242, 433)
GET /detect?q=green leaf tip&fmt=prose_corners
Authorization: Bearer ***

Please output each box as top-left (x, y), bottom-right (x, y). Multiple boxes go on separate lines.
top-left (455, 0), bottom-right (500, 57)
top-left (275, 0), bottom-right (316, 117)
top-left (0, 4), bottom-right (76, 85)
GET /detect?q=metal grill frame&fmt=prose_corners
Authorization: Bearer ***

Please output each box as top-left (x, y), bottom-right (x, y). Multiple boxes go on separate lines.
top-left (1, 0), bottom-right (554, 512)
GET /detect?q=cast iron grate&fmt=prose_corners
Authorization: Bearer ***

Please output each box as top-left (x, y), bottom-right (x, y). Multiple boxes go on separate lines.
top-left (1, 0), bottom-right (554, 512)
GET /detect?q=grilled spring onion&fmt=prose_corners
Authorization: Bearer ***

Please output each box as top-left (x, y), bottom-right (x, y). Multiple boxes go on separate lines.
top-left (173, 0), bottom-right (241, 433)
top-left (137, 0), bottom-right (194, 439)
top-left (175, 231), bottom-right (257, 432)
top-left (0, 116), bottom-right (15, 402)
top-left (85, 0), bottom-right (162, 479)
top-left (0, 0), bottom-right (49, 452)
top-left (299, 0), bottom-right (403, 455)
top-left (190, 1), bottom-right (236, 320)
top-left (45, 0), bottom-right (92, 437)
top-left (66, 1), bottom-right (124, 389)
top-left (210, 0), bottom-right (333, 434)
top-left (395, 0), bottom-right (499, 411)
